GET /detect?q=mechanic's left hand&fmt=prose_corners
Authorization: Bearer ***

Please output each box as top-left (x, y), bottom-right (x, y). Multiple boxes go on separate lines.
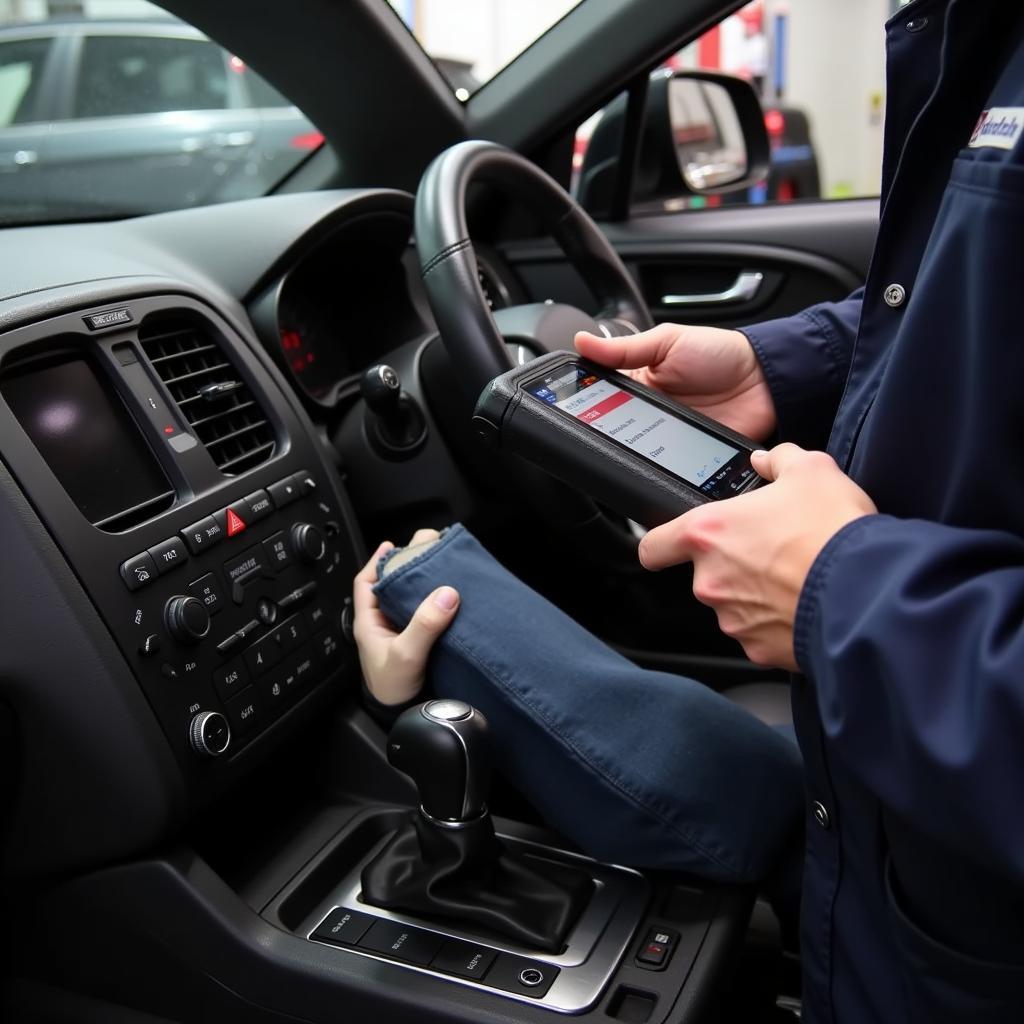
top-left (639, 444), bottom-right (877, 670)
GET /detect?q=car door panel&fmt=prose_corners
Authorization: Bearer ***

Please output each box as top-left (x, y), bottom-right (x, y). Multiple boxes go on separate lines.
top-left (501, 198), bottom-right (877, 329)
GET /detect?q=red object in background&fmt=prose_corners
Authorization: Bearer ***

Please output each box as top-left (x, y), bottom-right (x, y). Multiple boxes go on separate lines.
top-left (738, 1), bottom-right (764, 31)
top-left (764, 108), bottom-right (786, 140)
top-left (289, 131), bottom-right (325, 150)
top-left (776, 179), bottom-right (797, 202)
top-left (697, 24), bottom-right (721, 69)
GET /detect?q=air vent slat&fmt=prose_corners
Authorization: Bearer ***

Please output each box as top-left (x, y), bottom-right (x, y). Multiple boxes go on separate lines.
top-left (140, 318), bottom-right (275, 477)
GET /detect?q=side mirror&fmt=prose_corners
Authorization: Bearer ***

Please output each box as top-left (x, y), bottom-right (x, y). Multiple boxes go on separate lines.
top-left (577, 70), bottom-right (770, 214)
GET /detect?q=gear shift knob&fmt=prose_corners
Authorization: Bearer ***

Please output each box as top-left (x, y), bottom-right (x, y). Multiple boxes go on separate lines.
top-left (387, 700), bottom-right (491, 823)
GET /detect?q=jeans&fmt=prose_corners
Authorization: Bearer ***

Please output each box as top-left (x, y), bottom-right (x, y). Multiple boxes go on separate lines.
top-left (374, 525), bottom-right (804, 886)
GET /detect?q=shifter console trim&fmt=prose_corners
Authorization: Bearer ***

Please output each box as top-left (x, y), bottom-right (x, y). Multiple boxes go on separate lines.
top-left (301, 833), bottom-right (649, 1014)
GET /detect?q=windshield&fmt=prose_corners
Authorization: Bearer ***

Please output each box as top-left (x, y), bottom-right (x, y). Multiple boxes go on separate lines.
top-left (386, 0), bottom-right (585, 98)
top-left (0, 0), bottom-right (321, 226)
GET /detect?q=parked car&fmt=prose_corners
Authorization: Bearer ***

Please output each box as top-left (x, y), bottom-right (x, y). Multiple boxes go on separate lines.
top-left (0, 18), bottom-right (320, 222)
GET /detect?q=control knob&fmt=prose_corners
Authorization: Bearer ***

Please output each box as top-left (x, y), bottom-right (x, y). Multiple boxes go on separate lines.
top-left (189, 711), bottom-right (231, 758)
top-left (164, 595), bottom-right (211, 644)
top-left (290, 522), bottom-right (326, 564)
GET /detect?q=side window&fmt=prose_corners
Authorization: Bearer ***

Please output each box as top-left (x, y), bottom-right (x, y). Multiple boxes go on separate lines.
top-left (74, 35), bottom-right (229, 118)
top-left (575, 1), bottom-right (887, 212)
top-left (0, 38), bottom-right (51, 127)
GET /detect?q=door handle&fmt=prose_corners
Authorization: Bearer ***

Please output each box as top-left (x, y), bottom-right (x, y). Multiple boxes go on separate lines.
top-left (660, 271), bottom-right (764, 307)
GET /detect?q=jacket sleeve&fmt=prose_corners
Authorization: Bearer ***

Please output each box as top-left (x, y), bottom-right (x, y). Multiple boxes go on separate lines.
top-left (741, 288), bottom-right (863, 450)
top-left (795, 513), bottom-right (1024, 882)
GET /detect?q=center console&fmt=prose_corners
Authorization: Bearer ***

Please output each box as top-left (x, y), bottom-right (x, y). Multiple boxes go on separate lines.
top-left (0, 293), bottom-right (361, 795)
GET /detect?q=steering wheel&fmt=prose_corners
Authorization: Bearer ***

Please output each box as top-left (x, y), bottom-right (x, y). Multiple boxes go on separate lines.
top-left (414, 140), bottom-right (653, 398)
top-left (413, 142), bottom-right (653, 549)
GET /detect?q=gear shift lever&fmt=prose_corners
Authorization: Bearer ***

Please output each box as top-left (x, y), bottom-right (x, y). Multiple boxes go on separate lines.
top-left (361, 701), bottom-right (593, 951)
top-left (386, 699), bottom-right (490, 823)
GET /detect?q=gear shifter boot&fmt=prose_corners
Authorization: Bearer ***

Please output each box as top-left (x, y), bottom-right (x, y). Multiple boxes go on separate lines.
top-left (360, 809), bottom-right (593, 952)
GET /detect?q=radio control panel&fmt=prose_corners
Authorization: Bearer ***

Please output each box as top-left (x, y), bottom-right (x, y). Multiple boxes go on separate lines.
top-left (116, 467), bottom-right (354, 765)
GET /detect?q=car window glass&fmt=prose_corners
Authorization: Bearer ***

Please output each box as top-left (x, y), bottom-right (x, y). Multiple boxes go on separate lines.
top-left (574, 0), bottom-right (888, 212)
top-left (0, 2), bottom-right (324, 226)
top-left (75, 35), bottom-right (229, 118)
top-left (0, 37), bottom-right (49, 127)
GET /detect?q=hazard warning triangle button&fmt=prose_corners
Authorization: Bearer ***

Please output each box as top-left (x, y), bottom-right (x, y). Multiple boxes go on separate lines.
top-left (225, 507), bottom-right (247, 537)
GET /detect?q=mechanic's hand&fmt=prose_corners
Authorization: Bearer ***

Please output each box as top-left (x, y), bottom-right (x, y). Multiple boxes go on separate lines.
top-left (352, 530), bottom-right (460, 705)
top-left (575, 323), bottom-right (776, 442)
top-left (639, 444), bottom-right (877, 670)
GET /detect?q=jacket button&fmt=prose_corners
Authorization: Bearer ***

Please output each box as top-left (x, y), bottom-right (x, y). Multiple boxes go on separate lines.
top-left (812, 801), bottom-right (831, 829)
top-left (906, 16), bottom-right (929, 33)
top-left (883, 283), bottom-right (906, 308)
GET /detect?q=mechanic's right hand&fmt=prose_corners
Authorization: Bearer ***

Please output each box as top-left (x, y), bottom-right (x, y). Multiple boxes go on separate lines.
top-left (352, 534), bottom-right (460, 706)
top-left (575, 323), bottom-right (776, 442)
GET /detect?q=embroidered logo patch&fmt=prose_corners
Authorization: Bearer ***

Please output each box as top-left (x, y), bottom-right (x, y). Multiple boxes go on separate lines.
top-left (969, 108), bottom-right (1024, 150)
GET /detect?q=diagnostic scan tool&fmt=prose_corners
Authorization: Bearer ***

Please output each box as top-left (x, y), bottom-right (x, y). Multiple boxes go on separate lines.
top-left (474, 352), bottom-right (763, 526)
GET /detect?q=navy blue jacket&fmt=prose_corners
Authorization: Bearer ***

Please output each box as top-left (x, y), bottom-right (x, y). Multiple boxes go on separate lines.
top-left (742, 1), bottom-right (1024, 1020)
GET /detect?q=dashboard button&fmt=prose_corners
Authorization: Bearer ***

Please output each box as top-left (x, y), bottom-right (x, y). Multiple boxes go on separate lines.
top-left (311, 908), bottom-right (374, 947)
top-left (305, 601), bottom-right (330, 632)
top-left (273, 614), bottom-right (307, 654)
top-left (262, 531), bottom-right (292, 573)
top-left (244, 634), bottom-right (281, 677)
top-left (148, 537), bottom-right (188, 575)
top-left (292, 470), bottom-right (317, 495)
top-left (120, 552), bottom-right (158, 591)
top-left (268, 476), bottom-right (300, 508)
top-left (431, 939), bottom-right (497, 980)
top-left (223, 544), bottom-right (268, 602)
top-left (275, 647), bottom-right (315, 696)
top-left (224, 687), bottom-right (260, 737)
top-left (279, 580), bottom-right (317, 610)
top-left (181, 515), bottom-right (224, 554)
top-left (358, 920), bottom-right (445, 965)
top-left (245, 489), bottom-right (273, 522)
top-left (257, 667), bottom-right (289, 711)
top-left (212, 658), bottom-right (249, 702)
top-left (313, 626), bottom-right (341, 666)
top-left (224, 501), bottom-right (249, 538)
top-left (483, 955), bottom-right (558, 998)
top-left (188, 572), bottom-right (225, 616)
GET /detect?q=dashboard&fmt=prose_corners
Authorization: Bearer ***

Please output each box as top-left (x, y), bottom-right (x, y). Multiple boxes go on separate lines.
top-left (0, 187), bottom-right (514, 876)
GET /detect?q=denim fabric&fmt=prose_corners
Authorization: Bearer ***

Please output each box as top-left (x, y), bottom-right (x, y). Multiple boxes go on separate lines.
top-left (374, 524), bottom-right (804, 884)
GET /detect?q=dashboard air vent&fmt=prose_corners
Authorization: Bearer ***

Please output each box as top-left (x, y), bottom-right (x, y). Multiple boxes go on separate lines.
top-left (140, 318), bottom-right (275, 476)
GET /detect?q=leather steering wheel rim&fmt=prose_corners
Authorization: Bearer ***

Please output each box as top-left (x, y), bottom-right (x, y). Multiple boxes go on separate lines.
top-left (414, 140), bottom-right (654, 397)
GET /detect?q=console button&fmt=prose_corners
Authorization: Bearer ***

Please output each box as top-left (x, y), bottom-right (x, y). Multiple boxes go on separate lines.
top-left (148, 537), bottom-right (188, 575)
top-left (635, 926), bottom-right (678, 968)
top-left (292, 470), bottom-right (317, 495)
top-left (188, 572), bottom-right (225, 616)
top-left (223, 501), bottom-right (248, 538)
top-left (225, 687), bottom-right (259, 736)
top-left (358, 921), bottom-right (444, 966)
top-left (262, 531), bottom-right (292, 574)
top-left (121, 552), bottom-right (158, 591)
top-left (245, 489), bottom-right (273, 522)
top-left (431, 940), bottom-right (497, 981)
top-left (313, 626), bottom-right (341, 666)
top-left (244, 633), bottom-right (281, 677)
top-left (223, 545), bottom-right (268, 602)
top-left (275, 647), bottom-right (315, 695)
top-left (258, 670), bottom-right (289, 711)
top-left (212, 658), bottom-right (249, 702)
top-left (256, 596), bottom-right (278, 626)
top-left (311, 908), bottom-right (375, 947)
top-left (215, 618), bottom-right (260, 656)
top-left (278, 581), bottom-right (317, 611)
top-left (305, 601), bottom-right (330, 633)
top-left (484, 955), bottom-right (558, 998)
top-left (181, 515), bottom-right (224, 555)
top-left (268, 475), bottom-right (300, 508)
top-left (273, 615), bottom-right (307, 654)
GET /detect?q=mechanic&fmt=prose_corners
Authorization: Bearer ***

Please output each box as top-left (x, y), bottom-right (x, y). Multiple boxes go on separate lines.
top-left (354, 3), bottom-right (1024, 1021)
